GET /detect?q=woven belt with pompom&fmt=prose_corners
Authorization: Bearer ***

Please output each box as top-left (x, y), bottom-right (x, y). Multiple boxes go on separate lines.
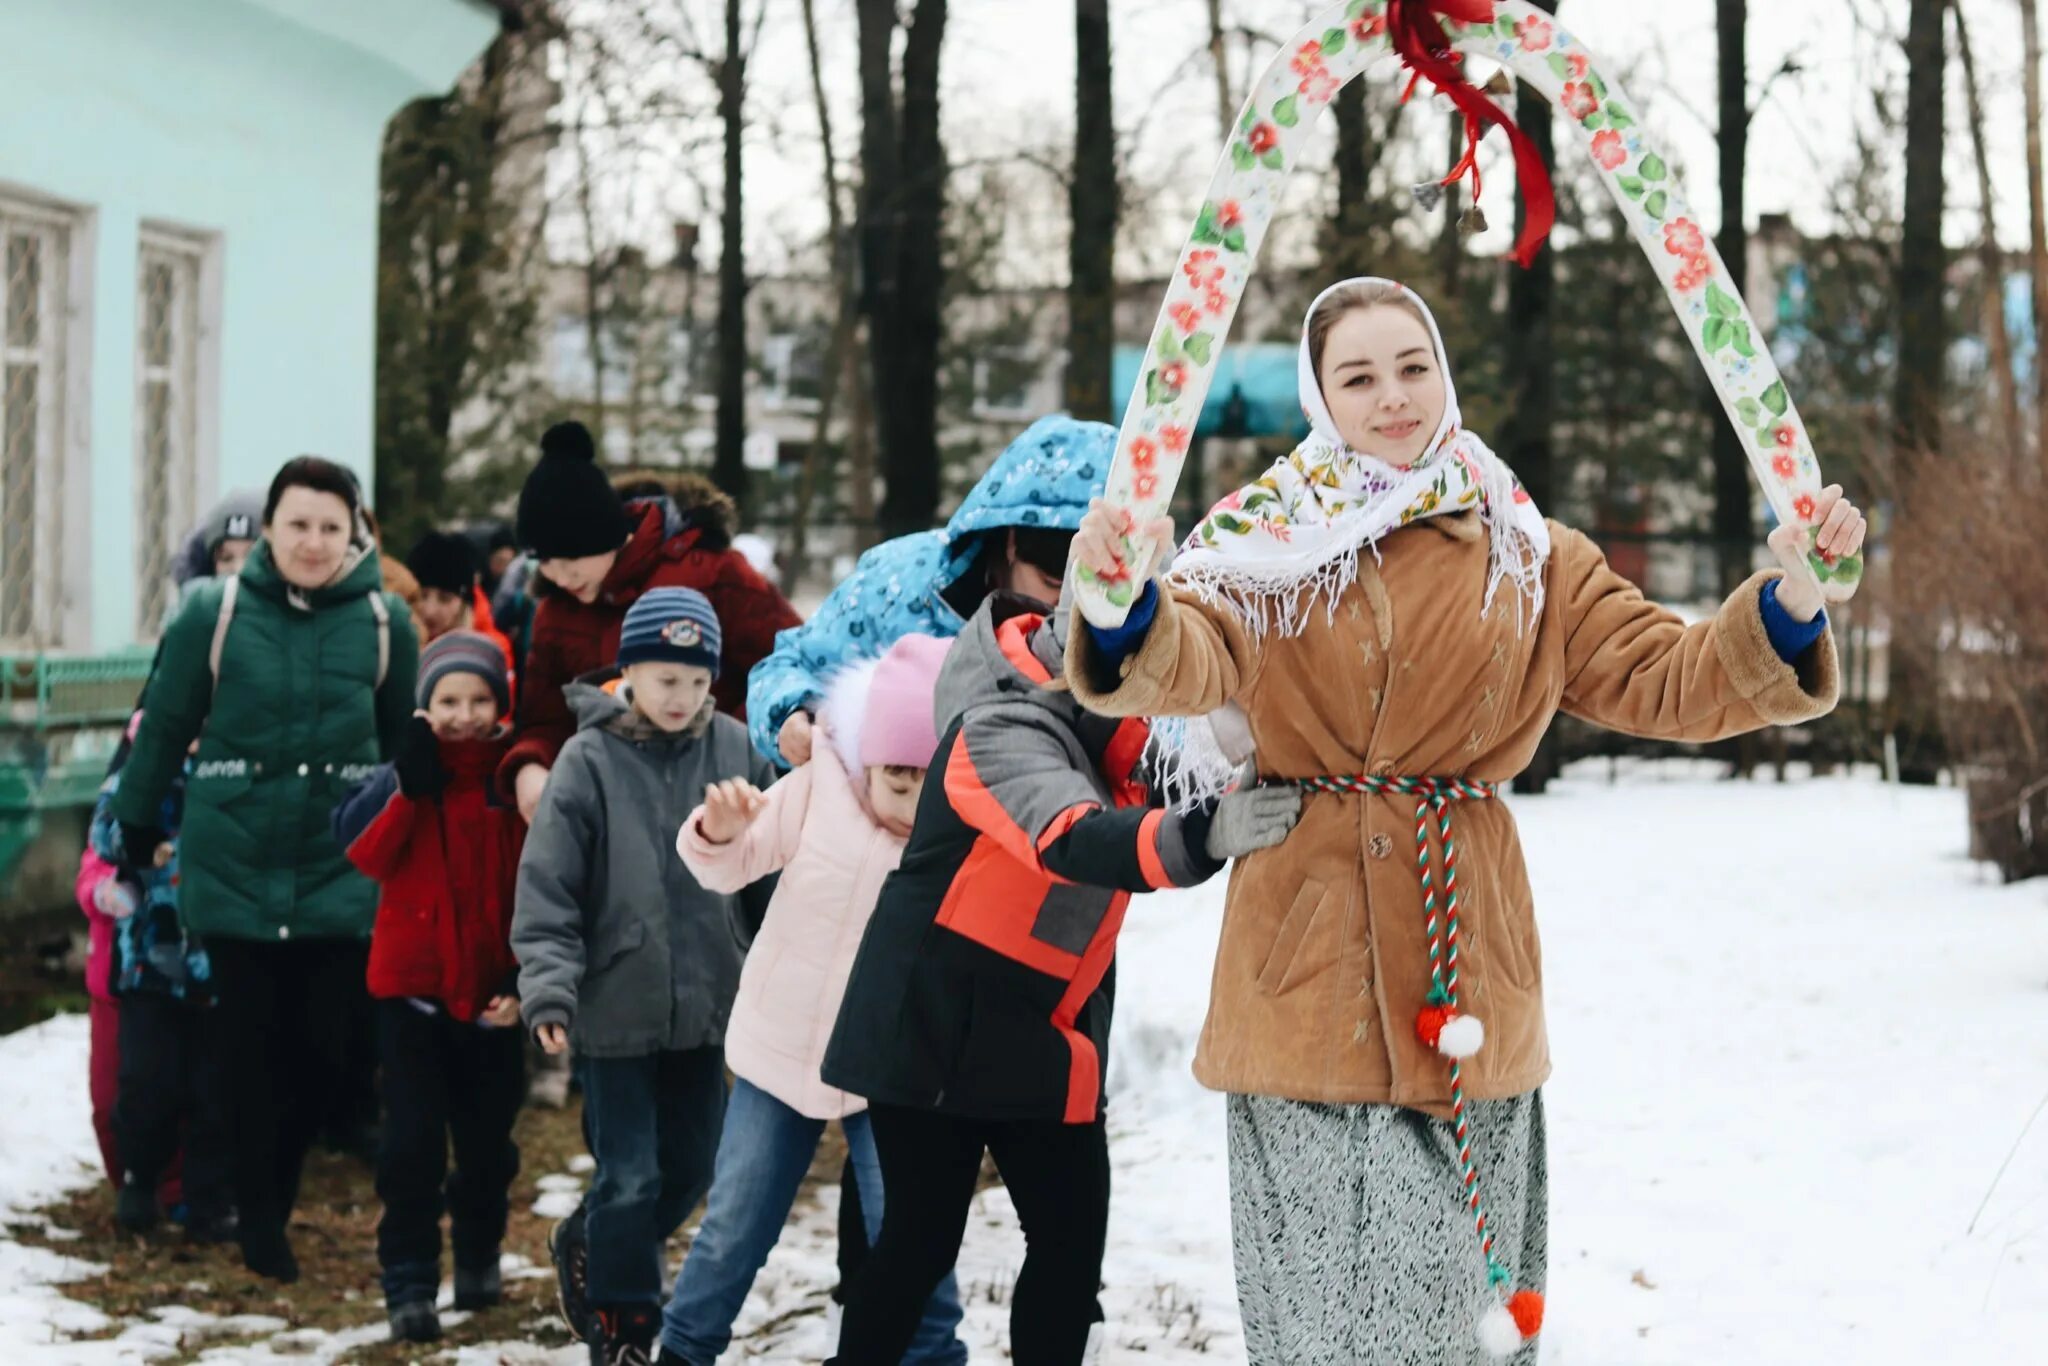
top-left (1275, 772), bottom-right (1545, 1357)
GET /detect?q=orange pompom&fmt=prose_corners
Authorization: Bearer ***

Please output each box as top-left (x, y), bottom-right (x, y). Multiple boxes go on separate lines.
top-left (1507, 1289), bottom-right (1545, 1337)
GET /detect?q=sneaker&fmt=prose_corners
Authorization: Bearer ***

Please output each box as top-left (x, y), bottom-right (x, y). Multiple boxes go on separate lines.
top-left (454, 1258), bottom-right (503, 1311)
top-left (589, 1305), bottom-right (658, 1366)
top-left (115, 1176), bottom-right (159, 1233)
top-left (550, 1206), bottom-right (594, 1341)
top-left (388, 1299), bottom-right (441, 1343)
top-left (239, 1223), bottom-right (300, 1284)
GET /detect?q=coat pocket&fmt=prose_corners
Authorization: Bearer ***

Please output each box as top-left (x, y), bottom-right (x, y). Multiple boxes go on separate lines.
top-left (1255, 877), bottom-right (1331, 997)
top-left (590, 916), bottom-right (647, 973)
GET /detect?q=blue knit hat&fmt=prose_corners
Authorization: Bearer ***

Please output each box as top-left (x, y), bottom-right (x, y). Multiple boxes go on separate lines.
top-left (617, 587), bottom-right (721, 676)
top-left (417, 630), bottom-right (511, 715)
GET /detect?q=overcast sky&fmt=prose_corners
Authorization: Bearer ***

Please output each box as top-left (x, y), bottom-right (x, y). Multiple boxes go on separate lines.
top-left (561, 1), bottom-right (2028, 280)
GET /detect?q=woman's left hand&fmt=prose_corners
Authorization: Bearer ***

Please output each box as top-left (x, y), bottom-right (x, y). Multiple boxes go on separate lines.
top-left (480, 995), bottom-right (521, 1028)
top-left (1767, 485), bottom-right (1866, 620)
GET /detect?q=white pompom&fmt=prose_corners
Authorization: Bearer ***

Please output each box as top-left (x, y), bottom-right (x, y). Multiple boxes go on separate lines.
top-left (1477, 1303), bottom-right (1525, 1356)
top-left (1437, 1012), bottom-right (1486, 1059)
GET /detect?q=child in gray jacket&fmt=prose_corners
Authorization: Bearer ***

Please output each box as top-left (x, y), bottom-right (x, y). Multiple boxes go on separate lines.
top-left (512, 586), bottom-right (776, 1366)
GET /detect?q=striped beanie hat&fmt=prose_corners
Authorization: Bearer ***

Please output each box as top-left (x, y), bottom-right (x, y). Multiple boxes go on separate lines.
top-left (417, 630), bottom-right (510, 715)
top-left (617, 587), bottom-right (721, 676)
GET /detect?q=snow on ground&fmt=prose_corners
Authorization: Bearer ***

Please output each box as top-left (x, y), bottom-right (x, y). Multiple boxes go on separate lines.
top-left (5, 766), bottom-right (2048, 1361)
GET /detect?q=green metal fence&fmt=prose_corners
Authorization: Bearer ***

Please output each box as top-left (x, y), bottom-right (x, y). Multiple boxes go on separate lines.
top-left (1, 651), bottom-right (153, 904)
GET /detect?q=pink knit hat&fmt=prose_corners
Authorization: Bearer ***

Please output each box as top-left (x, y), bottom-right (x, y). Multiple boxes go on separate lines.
top-left (860, 634), bottom-right (949, 769)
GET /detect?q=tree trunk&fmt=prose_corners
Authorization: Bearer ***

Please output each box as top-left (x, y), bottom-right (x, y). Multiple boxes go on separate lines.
top-left (1505, 0), bottom-right (1559, 796)
top-left (1206, 0), bottom-right (1235, 140)
top-left (858, 0), bottom-right (949, 542)
top-left (1891, 0), bottom-right (1948, 783)
top-left (855, 0), bottom-right (900, 537)
top-left (795, 0), bottom-right (856, 585)
top-left (1437, 110), bottom-right (1464, 296)
top-left (1711, 0), bottom-right (1752, 596)
top-left (1949, 0), bottom-right (2021, 461)
top-left (1067, 0), bottom-right (1116, 422)
top-left (574, 125), bottom-right (608, 442)
top-left (714, 0), bottom-right (750, 512)
top-left (2022, 0), bottom-right (2047, 470)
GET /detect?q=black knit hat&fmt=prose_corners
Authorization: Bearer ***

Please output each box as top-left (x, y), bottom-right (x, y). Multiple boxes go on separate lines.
top-left (405, 531), bottom-right (479, 598)
top-left (516, 422), bottom-right (629, 559)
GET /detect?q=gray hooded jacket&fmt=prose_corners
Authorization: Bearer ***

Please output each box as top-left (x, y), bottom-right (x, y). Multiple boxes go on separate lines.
top-left (512, 675), bottom-right (777, 1057)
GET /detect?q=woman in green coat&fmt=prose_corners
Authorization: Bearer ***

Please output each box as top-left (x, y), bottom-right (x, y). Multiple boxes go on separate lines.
top-left (114, 456), bottom-right (419, 1282)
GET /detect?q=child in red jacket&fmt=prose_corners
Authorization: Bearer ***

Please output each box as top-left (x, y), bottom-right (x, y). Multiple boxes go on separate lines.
top-left (332, 631), bottom-right (527, 1345)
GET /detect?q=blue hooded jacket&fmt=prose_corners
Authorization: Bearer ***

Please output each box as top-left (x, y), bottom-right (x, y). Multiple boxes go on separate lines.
top-left (746, 415), bottom-right (1114, 763)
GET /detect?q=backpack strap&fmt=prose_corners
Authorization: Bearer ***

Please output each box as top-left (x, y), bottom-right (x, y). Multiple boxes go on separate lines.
top-left (208, 576), bottom-right (240, 690)
top-left (367, 591), bottom-right (390, 690)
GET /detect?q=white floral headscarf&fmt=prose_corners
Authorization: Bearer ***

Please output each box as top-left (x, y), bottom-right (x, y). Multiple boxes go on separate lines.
top-left (1152, 278), bottom-right (1551, 808)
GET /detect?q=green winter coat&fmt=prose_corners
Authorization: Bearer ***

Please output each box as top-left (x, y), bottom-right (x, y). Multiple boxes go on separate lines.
top-left (112, 538), bottom-right (419, 942)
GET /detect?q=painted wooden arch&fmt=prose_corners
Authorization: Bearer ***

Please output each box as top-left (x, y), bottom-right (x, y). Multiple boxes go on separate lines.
top-left (1075, 0), bottom-right (1860, 626)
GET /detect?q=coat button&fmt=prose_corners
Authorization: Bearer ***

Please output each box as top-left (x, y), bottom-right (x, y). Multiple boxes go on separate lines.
top-left (1369, 832), bottom-right (1395, 860)
top-left (297, 763), bottom-right (309, 776)
top-left (278, 926), bottom-right (291, 941)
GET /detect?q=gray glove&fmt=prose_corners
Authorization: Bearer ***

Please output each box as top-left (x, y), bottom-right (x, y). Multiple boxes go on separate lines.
top-left (1203, 784), bottom-right (1303, 860)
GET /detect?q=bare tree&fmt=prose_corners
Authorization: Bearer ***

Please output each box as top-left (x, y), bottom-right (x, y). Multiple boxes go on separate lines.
top-left (2023, 0), bottom-right (2048, 467)
top-left (713, 0), bottom-right (750, 509)
top-left (858, 0), bottom-right (950, 540)
top-left (794, 0), bottom-right (877, 578)
top-left (1891, 0), bottom-right (1948, 782)
top-left (1067, 0), bottom-right (1117, 421)
top-left (1710, 0), bottom-right (1753, 597)
top-left (1505, 0), bottom-right (1558, 794)
top-left (1206, 0), bottom-right (1235, 140)
top-left (1948, 0), bottom-right (2021, 458)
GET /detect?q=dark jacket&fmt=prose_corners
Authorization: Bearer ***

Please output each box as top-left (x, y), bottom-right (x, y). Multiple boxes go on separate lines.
top-left (88, 733), bottom-right (213, 1004)
top-left (820, 596), bottom-right (1223, 1125)
top-left (511, 675), bottom-right (777, 1058)
top-left (332, 732), bottom-right (525, 1022)
top-left (111, 537), bottom-right (419, 942)
top-left (501, 498), bottom-right (800, 791)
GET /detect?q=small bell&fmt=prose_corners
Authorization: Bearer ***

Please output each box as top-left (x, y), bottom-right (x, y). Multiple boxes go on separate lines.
top-left (1411, 181), bottom-right (1446, 212)
top-left (1483, 69), bottom-right (1514, 98)
top-left (1459, 204), bottom-right (1489, 236)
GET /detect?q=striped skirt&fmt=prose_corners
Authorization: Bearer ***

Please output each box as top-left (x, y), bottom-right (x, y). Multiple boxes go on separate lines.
top-left (1226, 1090), bottom-right (1548, 1366)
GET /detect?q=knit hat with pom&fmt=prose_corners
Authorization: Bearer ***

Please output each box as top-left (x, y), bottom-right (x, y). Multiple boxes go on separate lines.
top-left (405, 530), bottom-right (480, 598)
top-left (860, 635), bottom-right (949, 769)
top-left (516, 421), bottom-right (629, 559)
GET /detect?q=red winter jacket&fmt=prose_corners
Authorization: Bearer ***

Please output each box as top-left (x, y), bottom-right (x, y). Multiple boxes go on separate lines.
top-left (500, 500), bottom-right (800, 791)
top-left (333, 734), bottom-right (525, 1021)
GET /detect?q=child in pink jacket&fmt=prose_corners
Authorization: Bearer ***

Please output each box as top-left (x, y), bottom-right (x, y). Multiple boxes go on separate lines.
top-left (657, 634), bottom-right (967, 1366)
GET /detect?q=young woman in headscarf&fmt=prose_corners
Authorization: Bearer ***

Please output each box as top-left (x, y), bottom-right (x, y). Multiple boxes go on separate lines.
top-left (1066, 278), bottom-right (1865, 1364)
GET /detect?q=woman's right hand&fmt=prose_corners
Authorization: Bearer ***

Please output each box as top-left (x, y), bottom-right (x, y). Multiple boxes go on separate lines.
top-left (699, 779), bottom-right (769, 844)
top-left (535, 1022), bottom-right (569, 1055)
top-left (1073, 499), bottom-right (1176, 585)
top-left (777, 709), bottom-right (815, 767)
top-left (515, 763), bottom-right (550, 824)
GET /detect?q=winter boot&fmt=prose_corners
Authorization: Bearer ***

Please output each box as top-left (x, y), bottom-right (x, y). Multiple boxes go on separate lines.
top-left (183, 1206), bottom-right (239, 1245)
top-left (589, 1304), bottom-right (658, 1366)
top-left (455, 1257), bottom-right (504, 1311)
top-left (388, 1298), bottom-right (441, 1343)
top-left (239, 1222), bottom-right (300, 1284)
top-left (550, 1205), bottom-right (594, 1340)
top-left (115, 1175), bottom-right (159, 1233)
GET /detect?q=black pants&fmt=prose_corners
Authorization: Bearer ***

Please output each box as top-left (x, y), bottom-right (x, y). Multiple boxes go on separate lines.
top-left (113, 992), bottom-right (233, 1220)
top-left (835, 1155), bottom-right (868, 1299)
top-left (834, 1104), bottom-right (1109, 1366)
top-left (374, 999), bottom-right (526, 1305)
top-left (206, 937), bottom-right (370, 1239)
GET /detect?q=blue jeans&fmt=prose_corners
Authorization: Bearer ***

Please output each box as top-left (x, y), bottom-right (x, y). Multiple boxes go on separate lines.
top-left (580, 1046), bottom-right (728, 1308)
top-left (660, 1078), bottom-right (967, 1365)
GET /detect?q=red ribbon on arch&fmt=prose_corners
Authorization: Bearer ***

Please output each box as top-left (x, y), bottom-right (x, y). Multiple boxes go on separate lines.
top-left (1385, 0), bottom-right (1556, 268)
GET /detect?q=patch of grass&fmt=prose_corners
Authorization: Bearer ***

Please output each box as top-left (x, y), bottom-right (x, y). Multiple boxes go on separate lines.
top-left (20, 1089), bottom-right (859, 1363)
top-left (20, 1101), bottom-right (591, 1363)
